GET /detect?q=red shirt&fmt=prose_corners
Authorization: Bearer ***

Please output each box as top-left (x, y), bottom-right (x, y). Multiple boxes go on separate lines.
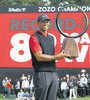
top-left (29, 30), bottom-right (47, 53)
top-left (7, 81), bottom-right (12, 88)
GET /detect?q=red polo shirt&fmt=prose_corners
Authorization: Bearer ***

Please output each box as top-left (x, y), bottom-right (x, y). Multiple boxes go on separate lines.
top-left (29, 30), bottom-right (47, 53)
top-left (7, 81), bottom-right (12, 88)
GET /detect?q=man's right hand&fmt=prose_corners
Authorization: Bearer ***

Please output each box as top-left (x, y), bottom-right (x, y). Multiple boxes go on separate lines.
top-left (55, 50), bottom-right (71, 60)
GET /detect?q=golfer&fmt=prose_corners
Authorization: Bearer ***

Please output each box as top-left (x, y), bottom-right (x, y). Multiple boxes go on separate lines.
top-left (29, 14), bottom-right (69, 100)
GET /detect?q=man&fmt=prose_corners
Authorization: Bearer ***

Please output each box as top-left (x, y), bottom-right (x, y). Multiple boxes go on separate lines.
top-left (80, 73), bottom-right (88, 97)
top-left (23, 91), bottom-right (30, 100)
top-left (29, 14), bottom-right (70, 100)
top-left (80, 74), bottom-right (88, 88)
top-left (19, 73), bottom-right (25, 88)
top-left (61, 77), bottom-right (69, 100)
top-left (27, 75), bottom-right (31, 84)
top-left (21, 77), bottom-right (30, 92)
top-left (16, 89), bottom-right (24, 100)
top-left (68, 76), bottom-right (76, 100)
top-left (6, 78), bottom-right (12, 99)
top-left (2, 77), bottom-right (8, 97)
top-left (15, 79), bottom-right (20, 97)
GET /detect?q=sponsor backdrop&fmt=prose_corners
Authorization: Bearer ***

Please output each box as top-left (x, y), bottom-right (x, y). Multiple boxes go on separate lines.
top-left (0, 6), bottom-right (90, 68)
top-left (0, 6), bottom-right (90, 87)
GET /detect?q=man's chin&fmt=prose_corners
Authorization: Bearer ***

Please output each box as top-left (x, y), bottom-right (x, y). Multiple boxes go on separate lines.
top-left (40, 28), bottom-right (48, 32)
top-left (43, 28), bottom-right (48, 31)
top-left (42, 29), bottom-right (47, 31)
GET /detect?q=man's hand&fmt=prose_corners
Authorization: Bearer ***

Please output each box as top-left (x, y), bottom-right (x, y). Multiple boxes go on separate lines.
top-left (55, 50), bottom-right (71, 60)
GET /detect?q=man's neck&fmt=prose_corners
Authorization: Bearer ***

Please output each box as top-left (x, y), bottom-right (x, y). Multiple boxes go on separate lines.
top-left (39, 29), bottom-right (47, 37)
top-left (40, 29), bottom-right (47, 36)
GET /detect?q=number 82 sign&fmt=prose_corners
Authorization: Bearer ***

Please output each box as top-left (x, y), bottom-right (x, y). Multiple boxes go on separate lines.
top-left (10, 33), bottom-right (31, 62)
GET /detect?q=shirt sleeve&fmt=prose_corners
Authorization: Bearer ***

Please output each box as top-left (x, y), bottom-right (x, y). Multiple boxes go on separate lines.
top-left (29, 35), bottom-right (42, 53)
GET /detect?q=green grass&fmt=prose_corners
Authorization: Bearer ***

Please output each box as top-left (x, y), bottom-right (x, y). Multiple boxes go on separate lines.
top-left (0, 94), bottom-right (14, 100)
top-left (59, 96), bottom-right (90, 100)
top-left (0, 94), bottom-right (90, 100)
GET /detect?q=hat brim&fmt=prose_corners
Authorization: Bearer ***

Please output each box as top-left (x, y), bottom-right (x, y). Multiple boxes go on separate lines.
top-left (38, 19), bottom-right (50, 22)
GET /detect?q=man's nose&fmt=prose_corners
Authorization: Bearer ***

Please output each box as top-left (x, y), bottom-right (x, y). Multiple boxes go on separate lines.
top-left (44, 22), bottom-right (48, 25)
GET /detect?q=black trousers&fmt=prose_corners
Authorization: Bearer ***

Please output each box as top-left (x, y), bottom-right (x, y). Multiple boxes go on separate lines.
top-left (33, 72), bottom-right (58, 100)
top-left (15, 89), bottom-right (20, 97)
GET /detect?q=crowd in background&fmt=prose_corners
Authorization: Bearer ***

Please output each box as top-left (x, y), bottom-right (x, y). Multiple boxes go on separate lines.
top-left (57, 69), bottom-right (90, 100)
top-left (2, 74), bottom-right (35, 100)
top-left (1, 69), bottom-right (90, 100)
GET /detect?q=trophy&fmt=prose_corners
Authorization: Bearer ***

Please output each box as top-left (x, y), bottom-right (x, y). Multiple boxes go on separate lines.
top-left (61, 38), bottom-right (79, 59)
top-left (56, 4), bottom-right (88, 59)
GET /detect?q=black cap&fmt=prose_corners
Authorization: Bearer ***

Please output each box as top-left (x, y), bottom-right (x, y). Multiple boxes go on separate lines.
top-left (37, 14), bottom-right (50, 22)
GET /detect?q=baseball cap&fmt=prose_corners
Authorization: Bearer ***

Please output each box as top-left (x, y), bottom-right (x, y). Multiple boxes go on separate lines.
top-left (81, 69), bottom-right (86, 73)
top-left (37, 14), bottom-right (50, 22)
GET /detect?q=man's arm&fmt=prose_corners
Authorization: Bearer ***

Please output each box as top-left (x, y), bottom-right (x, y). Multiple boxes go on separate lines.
top-left (34, 51), bottom-right (68, 61)
top-left (29, 35), bottom-right (70, 61)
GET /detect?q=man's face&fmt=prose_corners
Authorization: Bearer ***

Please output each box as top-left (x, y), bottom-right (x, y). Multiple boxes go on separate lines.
top-left (37, 20), bottom-right (50, 31)
top-left (28, 75), bottom-right (30, 78)
top-left (78, 75), bottom-right (80, 77)
top-left (5, 77), bottom-right (8, 80)
top-left (22, 74), bottom-right (24, 77)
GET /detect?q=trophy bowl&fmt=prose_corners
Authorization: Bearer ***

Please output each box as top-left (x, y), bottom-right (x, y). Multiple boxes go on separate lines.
top-left (61, 38), bottom-right (79, 59)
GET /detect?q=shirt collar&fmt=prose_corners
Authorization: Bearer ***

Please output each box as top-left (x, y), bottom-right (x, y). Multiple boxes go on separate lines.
top-left (38, 30), bottom-right (47, 37)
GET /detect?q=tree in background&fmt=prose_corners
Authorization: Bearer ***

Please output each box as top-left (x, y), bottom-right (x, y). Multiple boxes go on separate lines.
top-left (0, 0), bottom-right (46, 6)
top-left (0, 0), bottom-right (90, 6)
top-left (0, 0), bottom-right (14, 6)
top-left (22, 0), bottom-right (46, 6)
top-left (49, 0), bottom-right (90, 6)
